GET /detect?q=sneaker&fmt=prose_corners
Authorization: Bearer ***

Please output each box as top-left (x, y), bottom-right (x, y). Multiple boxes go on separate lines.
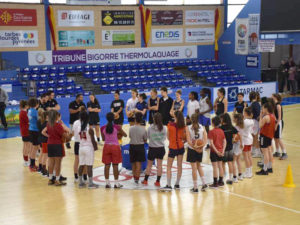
top-left (66, 143), bottom-right (71, 149)
top-left (105, 184), bottom-right (111, 189)
top-left (238, 175), bottom-right (243, 181)
top-left (273, 152), bottom-right (281, 157)
top-left (78, 183), bottom-right (86, 188)
top-left (88, 183), bottom-right (99, 189)
top-left (59, 176), bottom-right (67, 181)
top-left (160, 185), bottom-right (172, 192)
top-left (23, 161), bottom-right (29, 167)
top-left (257, 161), bottom-right (264, 168)
top-left (226, 179), bottom-right (233, 185)
top-left (201, 184), bottom-right (208, 192)
top-left (256, 169), bottom-right (268, 175)
top-left (42, 170), bottom-right (48, 177)
top-left (218, 181), bottom-right (225, 187)
top-left (154, 181), bottom-right (161, 187)
top-left (55, 180), bottom-right (67, 186)
top-left (29, 166), bottom-right (37, 172)
top-left (233, 177), bottom-right (238, 183)
top-left (48, 178), bottom-right (55, 185)
top-left (74, 178), bottom-right (79, 183)
top-left (279, 153), bottom-right (288, 160)
top-left (245, 172), bottom-right (253, 179)
top-left (190, 188), bottom-right (199, 193)
top-left (174, 184), bottom-right (180, 190)
top-left (134, 180), bottom-right (139, 185)
top-left (37, 168), bottom-right (42, 174)
top-left (209, 183), bottom-right (218, 189)
top-left (267, 168), bottom-right (273, 173)
top-left (114, 184), bottom-right (123, 189)
top-left (141, 180), bottom-right (148, 185)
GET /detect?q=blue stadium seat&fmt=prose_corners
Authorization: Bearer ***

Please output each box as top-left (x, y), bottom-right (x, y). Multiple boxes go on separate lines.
top-left (138, 69), bottom-right (146, 75)
top-left (100, 77), bottom-right (108, 84)
top-left (37, 81), bottom-right (48, 88)
top-left (75, 85), bottom-right (83, 93)
top-left (83, 91), bottom-right (91, 96)
top-left (57, 79), bottom-right (66, 87)
top-left (92, 65), bottom-right (99, 72)
top-left (56, 87), bottom-right (65, 95)
top-left (99, 64), bottom-right (107, 71)
top-left (30, 74), bottom-right (39, 81)
top-left (58, 73), bottom-right (66, 80)
top-left (21, 74), bottom-right (30, 81)
top-left (115, 64), bottom-right (122, 70)
top-left (41, 67), bottom-right (49, 74)
top-left (121, 63), bottom-right (129, 70)
top-left (84, 72), bottom-right (92, 79)
top-left (107, 64), bottom-right (115, 71)
top-left (124, 70), bottom-right (131, 76)
top-left (50, 66), bottom-right (58, 73)
top-left (76, 65), bottom-right (84, 72)
top-left (66, 79), bottom-right (74, 85)
top-left (40, 74), bottom-right (48, 81)
top-left (37, 88), bottom-right (46, 96)
top-left (165, 61), bottom-right (173, 67)
top-left (116, 76), bottom-right (124, 83)
top-left (58, 66), bottom-right (66, 73)
top-left (99, 71), bottom-right (107, 77)
top-left (66, 85), bottom-right (75, 94)
top-left (92, 71), bottom-right (99, 78)
top-left (117, 83), bottom-right (125, 90)
top-left (84, 65), bottom-right (92, 72)
top-left (32, 67), bottom-right (40, 74)
top-left (66, 66), bottom-right (75, 73)
top-left (108, 77), bottom-right (115, 83)
top-left (107, 71), bottom-right (114, 77)
top-left (49, 73), bottom-right (58, 80)
top-left (48, 80), bottom-right (56, 88)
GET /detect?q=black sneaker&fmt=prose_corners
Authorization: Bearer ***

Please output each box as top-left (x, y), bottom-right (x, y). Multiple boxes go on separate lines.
top-left (273, 152), bottom-right (281, 157)
top-left (256, 169), bottom-right (268, 175)
top-left (279, 153), bottom-right (288, 160)
top-left (114, 184), bottom-right (123, 189)
top-left (209, 183), bottom-right (218, 189)
top-left (201, 184), bottom-right (208, 192)
top-left (42, 170), bottom-right (48, 177)
top-left (160, 185), bottom-right (172, 192)
top-left (257, 161), bottom-right (263, 168)
top-left (226, 180), bottom-right (233, 185)
top-left (190, 188), bottom-right (199, 193)
top-left (105, 184), bottom-right (111, 188)
top-left (218, 181), bottom-right (225, 187)
top-left (59, 175), bottom-right (67, 181)
top-left (174, 184), bottom-right (180, 190)
top-left (48, 177), bottom-right (55, 185)
top-left (267, 168), bottom-right (273, 173)
top-left (66, 143), bottom-right (71, 149)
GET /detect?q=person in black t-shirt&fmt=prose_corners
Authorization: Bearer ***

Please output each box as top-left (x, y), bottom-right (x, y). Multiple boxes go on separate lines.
top-left (47, 91), bottom-right (60, 111)
top-left (110, 91), bottom-right (125, 125)
top-left (148, 88), bottom-right (159, 125)
top-left (234, 93), bottom-right (248, 114)
top-left (158, 87), bottom-right (173, 125)
top-left (39, 93), bottom-right (49, 111)
top-left (135, 93), bottom-right (148, 126)
top-left (87, 94), bottom-right (101, 143)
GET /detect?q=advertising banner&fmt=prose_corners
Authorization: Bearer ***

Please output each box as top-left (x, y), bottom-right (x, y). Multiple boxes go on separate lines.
top-left (185, 28), bottom-right (215, 43)
top-left (28, 51), bottom-right (53, 66)
top-left (102, 30), bottom-right (135, 46)
top-left (152, 10), bottom-right (183, 26)
top-left (0, 30), bottom-right (38, 48)
top-left (258, 40), bottom-right (275, 52)
top-left (57, 10), bottom-right (94, 27)
top-left (151, 28), bottom-right (183, 44)
top-left (102, 10), bottom-right (134, 26)
top-left (58, 30), bottom-right (95, 47)
top-left (248, 14), bottom-right (260, 55)
top-left (235, 18), bottom-right (249, 55)
top-left (0, 8), bottom-right (37, 26)
top-left (67, 0), bottom-right (121, 5)
top-left (52, 50), bottom-right (87, 65)
top-left (185, 10), bottom-right (214, 25)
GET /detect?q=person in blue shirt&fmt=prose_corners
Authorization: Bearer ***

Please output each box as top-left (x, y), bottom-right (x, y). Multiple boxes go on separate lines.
top-left (135, 93), bottom-right (148, 126)
top-left (27, 98), bottom-right (40, 172)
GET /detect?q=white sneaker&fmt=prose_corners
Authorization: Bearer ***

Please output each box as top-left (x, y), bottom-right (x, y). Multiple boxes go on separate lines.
top-left (233, 177), bottom-right (238, 183)
top-left (74, 178), bottom-right (79, 183)
top-left (23, 161), bottom-right (29, 167)
top-left (244, 171), bottom-right (252, 179)
top-left (238, 174), bottom-right (244, 181)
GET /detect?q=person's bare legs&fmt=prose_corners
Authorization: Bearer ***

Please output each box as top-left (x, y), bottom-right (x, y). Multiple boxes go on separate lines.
top-left (175, 155), bottom-right (183, 186)
top-left (191, 163), bottom-right (198, 189)
top-left (166, 157), bottom-right (174, 187)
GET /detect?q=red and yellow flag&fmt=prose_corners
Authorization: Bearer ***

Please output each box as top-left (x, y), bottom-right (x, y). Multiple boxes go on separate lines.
top-left (47, 6), bottom-right (57, 50)
top-left (214, 8), bottom-right (221, 61)
top-left (139, 5), bottom-right (151, 47)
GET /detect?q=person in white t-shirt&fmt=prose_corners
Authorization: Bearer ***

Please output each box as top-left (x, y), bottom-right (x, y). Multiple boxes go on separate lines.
top-left (126, 89), bottom-right (138, 126)
top-left (187, 91), bottom-right (200, 125)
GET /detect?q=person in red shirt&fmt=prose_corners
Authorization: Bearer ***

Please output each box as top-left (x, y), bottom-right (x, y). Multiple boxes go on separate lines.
top-left (19, 100), bottom-right (30, 166)
top-left (208, 116), bottom-right (226, 189)
top-left (256, 102), bottom-right (276, 175)
top-left (42, 110), bottom-right (70, 186)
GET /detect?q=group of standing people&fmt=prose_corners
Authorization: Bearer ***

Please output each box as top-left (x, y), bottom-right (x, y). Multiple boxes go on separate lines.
top-left (278, 57), bottom-right (299, 95)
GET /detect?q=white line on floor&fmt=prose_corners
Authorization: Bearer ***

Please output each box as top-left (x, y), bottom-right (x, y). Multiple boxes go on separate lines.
top-left (218, 189), bottom-right (300, 214)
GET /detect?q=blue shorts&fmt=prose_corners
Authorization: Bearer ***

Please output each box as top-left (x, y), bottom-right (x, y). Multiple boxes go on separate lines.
top-left (199, 115), bottom-right (211, 126)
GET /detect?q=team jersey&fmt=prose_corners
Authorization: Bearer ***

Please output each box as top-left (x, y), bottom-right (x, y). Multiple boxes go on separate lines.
top-left (236, 118), bottom-right (254, 145)
top-left (167, 122), bottom-right (185, 150)
top-left (260, 114), bottom-right (276, 139)
top-left (28, 108), bottom-right (38, 131)
top-left (187, 124), bottom-right (204, 149)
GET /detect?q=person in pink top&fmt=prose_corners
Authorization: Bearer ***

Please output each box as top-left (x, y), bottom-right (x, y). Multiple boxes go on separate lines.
top-left (101, 112), bottom-right (127, 189)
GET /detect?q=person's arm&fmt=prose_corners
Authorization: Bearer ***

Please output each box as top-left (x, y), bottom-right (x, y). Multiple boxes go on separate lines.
top-left (213, 98), bottom-right (218, 112)
top-left (209, 138), bottom-right (218, 153)
top-left (69, 103), bottom-right (80, 114)
top-left (276, 105), bottom-right (282, 129)
top-left (101, 130), bottom-right (105, 142)
top-left (239, 132), bottom-right (243, 149)
top-left (224, 98), bottom-right (228, 113)
top-left (170, 100), bottom-right (175, 116)
top-left (125, 104), bottom-right (131, 117)
top-left (259, 113), bottom-right (269, 128)
top-left (201, 129), bottom-right (208, 147)
top-left (221, 138), bottom-right (227, 156)
top-left (119, 127), bottom-right (127, 138)
top-left (167, 127), bottom-right (170, 140)
top-left (233, 103), bottom-right (237, 114)
top-left (179, 100), bottom-right (185, 112)
top-left (195, 101), bottom-right (200, 114)
top-left (186, 127), bottom-right (193, 148)
top-left (42, 127), bottom-right (48, 138)
top-left (3, 89), bottom-right (8, 104)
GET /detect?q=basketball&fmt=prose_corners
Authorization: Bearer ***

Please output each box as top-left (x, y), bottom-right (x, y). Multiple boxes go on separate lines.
top-left (128, 111), bottom-right (134, 118)
top-left (62, 132), bottom-right (73, 143)
top-left (114, 113), bottom-right (119, 120)
top-left (233, 133), bottom-right (240, 143)
top-left (194, 139), bottom-right (204, 148)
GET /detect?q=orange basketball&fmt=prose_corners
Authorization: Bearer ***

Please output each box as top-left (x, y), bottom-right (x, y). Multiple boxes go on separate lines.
top-left (114, 113), bottom-right (119, 120)
top-left (128, 111), bottom-right (134, 118)
top-left (194, 139), bottom-right (204, 148)
top-left (233, 133), bottom-right (240, 142)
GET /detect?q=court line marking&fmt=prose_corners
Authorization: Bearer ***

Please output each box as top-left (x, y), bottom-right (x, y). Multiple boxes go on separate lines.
top-left (218, 189), bottom-right (300, 214)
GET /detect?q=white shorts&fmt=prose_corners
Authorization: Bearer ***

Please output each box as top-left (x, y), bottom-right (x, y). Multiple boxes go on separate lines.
top-left (79, 146), bottom-right (94, 166)
top-left (233, 142), bottom-right (242, 156)
top-left (252, 119), bottom-right (259, 135)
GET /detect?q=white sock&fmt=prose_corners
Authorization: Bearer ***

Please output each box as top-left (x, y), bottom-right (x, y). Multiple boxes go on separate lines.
top-left (49, 173), bottom-right (53, 180)
top-left (105, 179), bottom-right (110, 185)
top-left (276, 148), bottom-right (280, 153)
top-left (56, 176), bottom-right (60, 181)
top-left (282, 149), bottom-right (287, 154)
top-left (175, 179), bottom-right (180, 185)
top-left (229, 173), bottom-right (233, 180)
top-left (268, 162), bottom-right (272, 169)
top-left (263, 164), bottom-right (268, 171)
top-left (193, 180), bottom-right (198, 189)
top-left (200, 176), bottom-right (205, 185)
top-left (167, 178), bottom-right (171, 186)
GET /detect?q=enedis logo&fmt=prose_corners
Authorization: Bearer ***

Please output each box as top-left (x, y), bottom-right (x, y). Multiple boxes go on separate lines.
top-left (0, 11), bottom-right (12, 24)
top-left (155, 31), bottom-right (180, 38)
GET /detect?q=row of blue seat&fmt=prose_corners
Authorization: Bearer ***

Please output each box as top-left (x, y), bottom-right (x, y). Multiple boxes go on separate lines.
top-left (206, 74), bottom-right (246, 82)
top-left (20, 73), bottom-right (67, 81)
top-left (189, 64), bottom-right (228, 72)
top-left (37, 85), bottom-right (84, 96)
top-left (197, 70), bottom-right (237, 77)
top-left (214, 81), bottom-right (252, 87)
top-left (36, 79), bottom-right (75, 88)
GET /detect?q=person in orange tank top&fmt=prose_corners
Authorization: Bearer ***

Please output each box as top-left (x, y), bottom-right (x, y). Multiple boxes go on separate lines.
top-left (256, 102), bottom-right (276, 176)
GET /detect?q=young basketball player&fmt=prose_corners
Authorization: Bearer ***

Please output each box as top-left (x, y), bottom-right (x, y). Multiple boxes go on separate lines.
top-left (220, 113), bottom-right (238, 185)
top-left (129, 112), bottom-right (147, 184)
top-left (87, 94), bottom-right (101, 144)
top-left (142, 113), bottom-right (167, 187)
top-left (233, 113), bottom-right (244, 182)
top-left (37, 108), bottom-right (44, 174)
top-left (199, 88), bottom-right (213, 134)
top-left (234, 93), bottom-right (248, 114)
top-left (186, 113), bottom-right (208, 193)
top-left (148, 88), bottom-right (159, 125)
top-left (37, 109), bottom-right (48, 176)
top-left (256, 102), bottom-right (276, 175)
top-left (111, 90), bottom-right (125, 126)
top-left (208, 116), bottom-right (226, 189)
top-left (272, 94), bottom-right (287, 160)
top-left (186, 91), bottom-right (200, 125)
top-left (214, 88), bottom-right (228, 116)
top-left (135, 93), bottom-right (148, 126)
top-left (159, 87), bottom-right (173, 125)
top-left (170, 89), bottom-right (184, 118)
top-left (249, 91), bottom-right (261, 157)
top-left (101, 112), bottom-right (127, 188)
top-left (126, 89), bottom-right (138, 126)
top-left (19, 100), bottom-right (30, 166)
top-left (161, 111), bottom-right (185, 191)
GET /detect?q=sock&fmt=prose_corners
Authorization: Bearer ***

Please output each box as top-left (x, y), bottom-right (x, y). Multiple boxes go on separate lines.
top-left (167, 178), bottom-right (171, 186)
top-left (282, 149), bottom-right (287, 154)
top-left (30, 158), bottom-right (35, 167)
top-left (79, 176), bottom-right (83, 184)
top-left (74, 173), bottom-right (78, 179)
top-left (219, 177), bottom-right (223, 182)
top-left (156, 176), bottom-right (161, 182)
top-left (42, 165), bottom-right (46, 172)
top-left (89, 177), bottom-right (93, 185)
top-left (200, 176), bottom-right (205, 185)
top-left (105, 179), bottom-right (110, 185)
top-left (268, 162), bottom-right (272, 169)
top-left (238, 173), bottom-right (242, 177)
top-left (175, 178), bottom-right (180, 185)
top-left (276, 148), bottom-right (280, 153)
top-left (213, 177), bottom-right (218, 184)
top-left (56, 176), bottom-right (60, 181)
top-left (263, 164), bottom-right (268, 171)
top-left (193, 180), bottom-right (198, 189)
top-left (97, 137), bottom-right (100, 142)
top-left (39, 164), bottom-right (42, 170)
top-left (145, 175), bottom-right (149, 181)
top-left (49, 174), bottom-right (53, 180)
top-left (23, 155), bottom-right (28, 161)
top-left (83, 174), bottom-right (87, 180)
top-left (229, 173), bottom-right (233, 180)
top-left (233, 175), bottom-right (237, 179)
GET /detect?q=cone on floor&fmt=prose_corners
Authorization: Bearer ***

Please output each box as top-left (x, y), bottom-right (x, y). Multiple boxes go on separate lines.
top-left (283, 164), bottom-right (296, 188)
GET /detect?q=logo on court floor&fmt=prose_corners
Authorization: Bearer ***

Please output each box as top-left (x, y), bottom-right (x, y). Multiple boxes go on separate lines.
top-left (228, 87), bottom-right (239, 102)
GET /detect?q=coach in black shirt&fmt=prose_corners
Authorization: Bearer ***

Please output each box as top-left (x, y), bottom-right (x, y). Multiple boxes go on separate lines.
top-left (69, 94), bottom-right (86, 126)
top-left (39, 93), bottom-right (49, 111)
top-left (158, 86), bottom-right (173, 125)
top-left (47, 91), bottom-right (60, 111)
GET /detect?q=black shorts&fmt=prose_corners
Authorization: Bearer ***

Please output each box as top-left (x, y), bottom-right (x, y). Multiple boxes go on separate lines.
top-left (260, 135), bottom-right (272, 148)
top-left (223, 150), bottom-right (233, 162)
top-left (210, 151), bottom-right (223, 162)
top-left (187, 148), bottom-right (203, 163)
top-left (22, 136), bottom-right (31, 142)
top-left (48, 144), bottom-right (64, 157)
top-left (141, 120), bottom-right (146, 126)
top-left (148, 147), bottom-right (165, 161)
top-left (29, 131), bottom-right (39, 146)
top-left (168, 148), bottom-right (185, 158)
top-left (114, 117), bottom-right (124, 125)
top-left (74, 142), bottom-right (80, 155)
top-left (129, 144), bottom-right (146, 163)
top-left (128, 117), bottom-right (135, 123)
top-left (274, 121), bottom-right (284, 139)
top-left (89, 115), bottom-right (100, 126)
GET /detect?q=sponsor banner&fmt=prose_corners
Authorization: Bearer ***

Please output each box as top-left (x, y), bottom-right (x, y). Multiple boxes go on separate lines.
top-left (185, 28), bottom-right (215, 43)
top-left (0, 30), bottom-right (38, 48)
top-left (67, 0), bottom-right (121, 5)
top-left (151, 28), bottom-right (183, 44)
top-left (152, 10), bottom-right (183, 26)
top-left (246, 55), bottom-right (259, 68)
top-left (28, 46), bottom-right (197, 65)
top-left (102, 30), bottom-right (135, 46)
top-left (102, 10), bottom-right (134, 26)
top-left (259, 40), bottom-right (275, 52)
top-left (248, 14), bottom-right (260, 55)
top-left (0, 8), bottom-right (37, 26)
top-left (57, 10), bottom-right (94, 27)
top-left (235, 18), bottom-right (249, 55)
top-left (212, 82), bottom-right (276, 103)
top-left (58, 30), bottom-right (95, 47)
top-left (185, 10), bottom-right (214, 25)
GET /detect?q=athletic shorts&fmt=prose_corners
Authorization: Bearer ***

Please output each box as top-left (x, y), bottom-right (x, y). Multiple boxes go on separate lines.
top-left (89, 115), bottom-right (100, 126)
top-left (260, 135), bottom-right (272, 148)
top-left (274, 120), bottom-right (283, 139)
top-left (48, 144), bottom-right (64, 157)
top-left (199, 115), bottom-right (211, 126)
top-left (148, 146), bottom-right (165, 161)
top-left (22, 136), bottom-right (31, 142)
top-left (233, 142), bottom-right (242, 156)
top-left (29, 131), bottom-right (39, 146)
top-left (128, 117), bottom-right (135, 123)
top-left (187, 148), bottom-right (203, 163)
top-left (223, 150), bottom-right (233, 162)
top-left (168, 148), bottom-right (185, 158)
top-left (74, 142), bottom-right (80, 155)
top-left (243, 145), bottom-right (252, 152)
top-left (42, 143), bottom-right (48, 154)
top-left (252, 119), bottom-right (259, 135)
top-left (129, 144), bottom-right (146, 163)
top-left (102, 144), bottom-right (122, 164)
top-left (210, 151), bottom-right (223, 162)
top-left (79, 146), bottom-right (94, 166)
top-left (141, 120), bottom-right (146, 126)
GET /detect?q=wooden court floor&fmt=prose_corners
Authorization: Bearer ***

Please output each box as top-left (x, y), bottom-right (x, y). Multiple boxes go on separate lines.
top-left (0, 104), bottom-right (300, 225)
